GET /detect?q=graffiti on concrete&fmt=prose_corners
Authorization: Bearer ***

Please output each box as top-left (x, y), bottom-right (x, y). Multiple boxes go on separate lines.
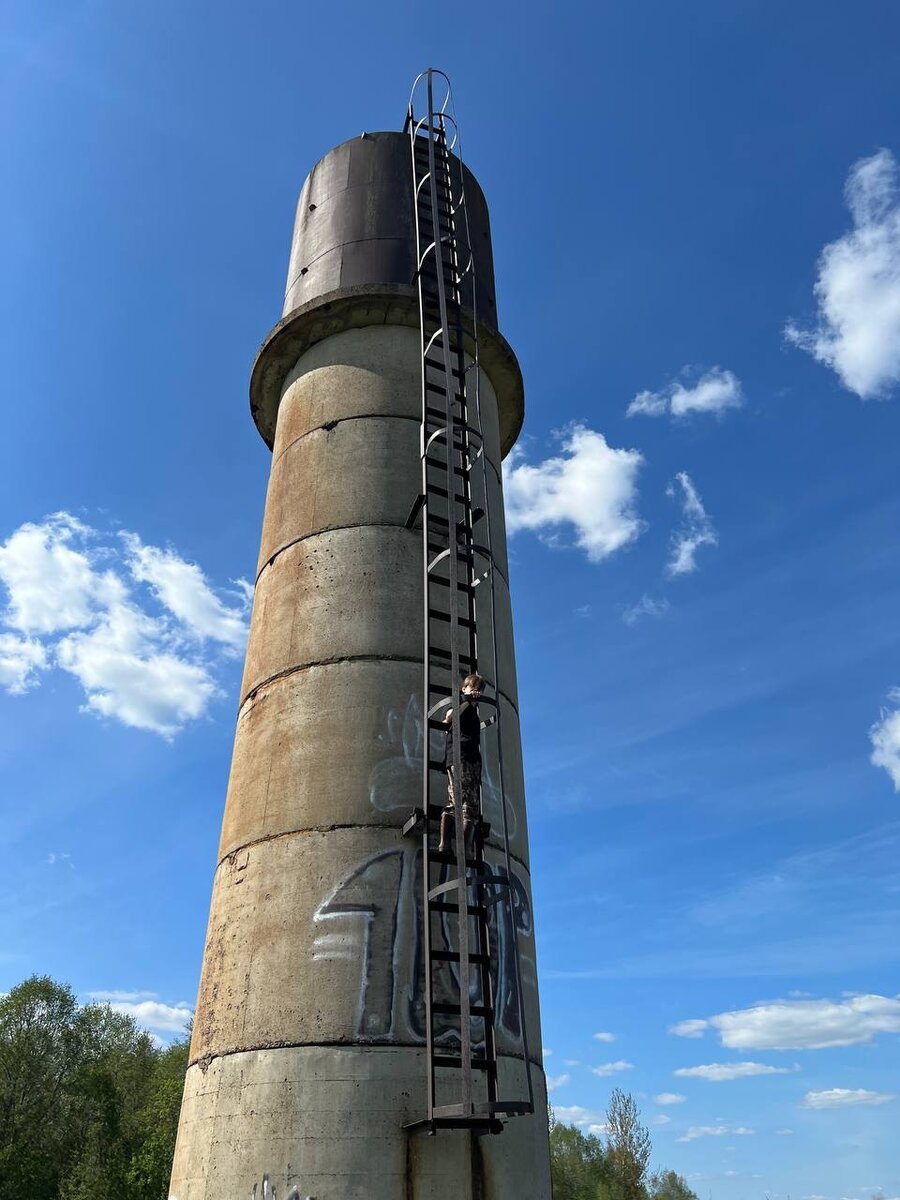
top-left (246, 1180), bottom-right (309, 1200)
top-left (367, 690), bottom-right (519, 843)
top-left (312, 841), bottom-right (535, 1049)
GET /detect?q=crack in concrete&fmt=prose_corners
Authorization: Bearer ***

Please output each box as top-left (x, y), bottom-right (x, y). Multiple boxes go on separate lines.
top-left (188, 1039), bottom-right (544, 1073)
top-left (238, 654), bottom-right (519, 719)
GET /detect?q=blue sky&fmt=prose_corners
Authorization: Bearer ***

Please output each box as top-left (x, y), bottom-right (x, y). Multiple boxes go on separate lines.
top-left (2, 2), bottom-right (900, 1197)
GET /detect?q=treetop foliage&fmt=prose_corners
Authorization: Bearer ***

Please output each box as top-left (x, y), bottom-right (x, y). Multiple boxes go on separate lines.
top-left (0, 975), bottom-right (188, 1200)
top-left (550, 1087), bottom-right (698, 1200)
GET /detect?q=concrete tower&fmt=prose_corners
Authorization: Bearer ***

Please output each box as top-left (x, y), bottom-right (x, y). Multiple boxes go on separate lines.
top-left (170, 79), bottom-right (551, 1200)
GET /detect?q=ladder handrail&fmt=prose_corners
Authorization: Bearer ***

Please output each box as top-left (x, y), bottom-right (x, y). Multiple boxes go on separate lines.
top-left (405, 66), bottom-right (533, 1132)
top-left (428, 71), bottom-right (536, 1116)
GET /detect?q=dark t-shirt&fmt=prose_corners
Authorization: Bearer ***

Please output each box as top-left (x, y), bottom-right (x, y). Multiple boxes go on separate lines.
top-left (444, 698), bottom-right (481, 767)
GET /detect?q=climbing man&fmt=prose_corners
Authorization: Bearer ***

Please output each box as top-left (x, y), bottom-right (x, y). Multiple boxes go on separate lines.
top-left (438, 672), bottom-right (485, 854)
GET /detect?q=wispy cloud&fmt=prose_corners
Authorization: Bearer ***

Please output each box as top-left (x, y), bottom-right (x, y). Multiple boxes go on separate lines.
top-left (592, 1031), bottom-right (616, 1043)
top-left (654, 1093), bottom-right (686, 1105)
top-left (802, 1088), bottom-right (896, 1109)
top-left (667, 473), bottom-right (718, 576)
top-left (669, 994), bottom-right (900, 1050)
top-left (627, 367), bottom-right (743, 419)
top-left (88, 990), bottom-right (193, 1038)
top-left (591, 1060), bottom-right (634, 1077)
top-left (0, 513), bottom-right (251, 737)
top-left (786, 149), bottom-right (900, 399)
top-left (553, 1105), bottom-right (609, 1136)
top-left (674, 1061), bottom-right (800, 1081)
top-left (0, 632), bottom-right (47, 693)
top-left (622, 594), bottom-right (670, 625)
top-left (870, 689), bottom-right (900, 789)
top-left (547, 1073), bottom-right (571, 1092)
top-left (677, 1124), bottom-right (755, 1142)
top-left (503, 425), bottom-right (645, 563)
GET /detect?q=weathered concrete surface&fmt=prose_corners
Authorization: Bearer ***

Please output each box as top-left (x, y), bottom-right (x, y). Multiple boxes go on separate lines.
top-left (170, 1048), bottom-right (551, 1200)
top-left (249, 288), bottom-right (524, 456)
top-left (172, 321), bottom-right (550, 1197)
top-left (218, 661), bottom-right (531, 866)
top-left (243, 525), bottom-right (519, 709)
top-left (191, 826), bottom-right (541, 1063)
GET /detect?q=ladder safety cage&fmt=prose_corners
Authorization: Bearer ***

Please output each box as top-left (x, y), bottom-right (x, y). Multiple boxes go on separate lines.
top-left (401, 67), bottom-right (534, 1137)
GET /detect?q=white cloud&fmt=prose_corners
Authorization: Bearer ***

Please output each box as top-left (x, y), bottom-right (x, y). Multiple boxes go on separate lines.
top-left (786, 149), bottom-right (900, 399)
top-left (670, 1018), bottom-right (709, 1039)
top-left (503, 425), bottom-right (645, 563)
top-left (543, 1046), bottom-right (553, 1056)
top-left (47, 851), bottom-right (73, 867)
top-left (123, 535), bottom-right (249, 653)
top-left (653, 1113), bottom-right (672, 1126)
top-left (667, 473), bottom-right (718, 576)
top-left (0, 633), bottom-right (47, 693)
top-left (593, 1031), bottom-right (616, 1043)
top-left (563, 1059), bottom-right (581, 1067)
top-left (89, 991), bottom-right (193, 1037)
top-left (671, 994), bottom-right (900, 1050)
top-left (802, 1088), bottom-right (896, 1109)
top-left (553, 1105), bottom-right (608, 1133)
top-left (628, 367), bottom-right (744, 419)
top-left (0, 513), bottom-right (247, 737)
top-left (591, 1060), bottom-right (634, 1077)
top-left (547, 1073), bottom-right (571, 1092)
top-left (678, 1125), bottom-right (755, 1142)
top-left (57, 603), bottom-right (220, 738)
top-left (655, 1093), bottom-right (687, 1105)
top-left (870, 690), bottom-right (900, 790)
top-left (622, 595), bottom-right (669, 625)
top-left (775, 1129), bottom-right (794, 1136)
top-left (674, 1062), bottom-right (799, 1082)
top-left (0, 513), bottom-right (121, 634)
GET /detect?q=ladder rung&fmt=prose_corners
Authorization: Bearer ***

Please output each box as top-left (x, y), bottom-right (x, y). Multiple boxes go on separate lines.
top-left (431, 901), bottom-right (488, 917)
top-left (425, 482), bottom-right (468, 504)
top-left (427, 575), bottom-right (474, 594)
top-left (428, 609), bottom-right (474, 628)
top-left (432, 1002), bottom-right (493, 1019)
top-left (429, 648), bottom-right (475, 668)
top-left (425, 459), bottom-right (472, 480)
top-left (428, 854), bottom-right (486, 874)
top-left (433, 1055), bottom-right (495, 1072)
top-left (432, 1101), bottom-right (532, 1119)
top-left (424, 359), bottom-right (465, 379)
top-left (430, 949), bottom-right (490, 965)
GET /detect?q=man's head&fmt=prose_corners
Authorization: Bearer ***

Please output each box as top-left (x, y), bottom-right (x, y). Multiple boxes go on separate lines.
top-left (462, 673), bottom-right (485, 696)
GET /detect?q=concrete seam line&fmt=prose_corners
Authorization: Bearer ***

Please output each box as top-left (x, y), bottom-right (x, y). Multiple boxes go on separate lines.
top-left (271, 413), bottom-right (505, 481)
top-left (238, 654), bottom-right (520, 718)
top-left (271, 412), bottom-right (422, 470)
top-left (255, 519), bottom-right (510, 587)
top-left (216, 823), bottom-right (533, 876)
top-left (283, 235), bottom-right (412, 299)
top-left (188, 1040), bottom-right (547, 1073)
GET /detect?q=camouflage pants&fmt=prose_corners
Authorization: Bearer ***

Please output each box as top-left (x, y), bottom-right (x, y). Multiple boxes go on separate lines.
top-left (446, 758), bottom-right (481, 821)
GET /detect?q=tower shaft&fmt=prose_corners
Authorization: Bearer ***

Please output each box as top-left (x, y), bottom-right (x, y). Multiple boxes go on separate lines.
top-left (169, 116), bottom-right (551, 1200)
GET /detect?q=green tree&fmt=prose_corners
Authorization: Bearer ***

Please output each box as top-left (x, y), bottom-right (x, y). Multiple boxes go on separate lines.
top-left (605, 1088), bottom-right (652, 1200)
top-left (648, 1169), bottom-right (699, 1200)
top-left (125, 1036), bottom-right (190, 1200)
top-left (0, 975), bottom-right (84, 1197)
top-left (549, 1110), bottom-right (613, 1200)
top-left (0, 975), bottom-right (190, 1200)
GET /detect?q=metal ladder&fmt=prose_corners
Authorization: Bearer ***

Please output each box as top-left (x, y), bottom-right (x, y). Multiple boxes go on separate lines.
top-left (402, 68), bottom-right (534, 1136)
